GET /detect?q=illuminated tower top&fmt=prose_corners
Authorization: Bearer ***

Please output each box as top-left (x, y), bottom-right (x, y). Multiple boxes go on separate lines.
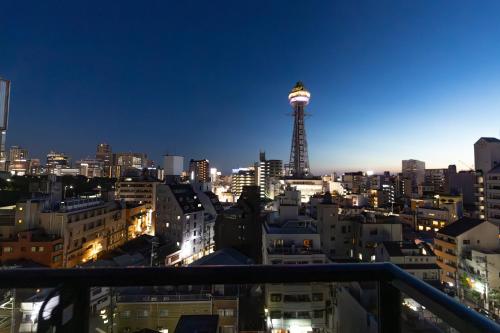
top-left (288, 81), bottom-right (311, 178)
top-left (288, 81), bottom-right (311, 106)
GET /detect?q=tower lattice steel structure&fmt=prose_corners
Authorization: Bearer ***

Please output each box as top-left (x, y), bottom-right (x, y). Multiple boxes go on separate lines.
top-left (288, 81), bottom-right (311, 178)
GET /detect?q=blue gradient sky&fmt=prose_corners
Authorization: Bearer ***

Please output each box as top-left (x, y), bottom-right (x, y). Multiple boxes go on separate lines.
top-left (2, 1), bottom-right (500, 174)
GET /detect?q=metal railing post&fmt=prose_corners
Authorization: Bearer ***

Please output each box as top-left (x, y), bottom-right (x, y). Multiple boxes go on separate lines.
top-left (379, 280), bottom-right (401, 333)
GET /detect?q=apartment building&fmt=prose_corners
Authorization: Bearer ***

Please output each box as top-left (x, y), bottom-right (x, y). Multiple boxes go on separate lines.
top-left (262, 188), bottom-right (330, 333)
top-left (39, 198), bottom-right (127, 267)
top-left (375, 241), bottom-right (440, 281)
top-left (434, 217), bottom-right (498, 288)
top-left (116, 170), bottom-right (159, 235)
top-left (0, 229), bottom-right (63, 267)
top-left (352, 215), bottom-right (403, 262)
top-left (157, 184), bottom-right (217, 265)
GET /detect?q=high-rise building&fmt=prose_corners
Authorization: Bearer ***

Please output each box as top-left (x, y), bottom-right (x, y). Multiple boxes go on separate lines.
top-left (7, 146), bottom-right (29, 175)
top-left (231, 168), bottom-right (256, 200)
top-left (189, 159), bottom-right (210, 183)
top-left (76, 158), bottom-right (104, 178)
top-left (46, 151), bottom-right (70, 174)
top-left (112, 152), bottom-right (147, 177)
top-left (402, 159), bottom-right (425, 196)
top-left (96, 143), bottom-right (113, 177)
top-left (474, 137), bottom-right (500, 223)
top-left (256, 151), bottom-right (283, 199)
top-left (288, 81), bottom-right (311, 178)
top-left (0, 78), bottom-right (11, 171)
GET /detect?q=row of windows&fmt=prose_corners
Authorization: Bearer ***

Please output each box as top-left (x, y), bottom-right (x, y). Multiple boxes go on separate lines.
top-left (119, 308), bottom-right (233, 319)
top-left (270, 293), bottom-right (323, 302)
top-left (269, 310), bottom-right (324, 319)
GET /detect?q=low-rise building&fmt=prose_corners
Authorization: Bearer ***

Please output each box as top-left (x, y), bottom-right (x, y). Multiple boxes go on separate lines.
top-left (352, 215), bottom-right (403, 262)
top-left (434, 217), bottom-right (499, 289)
top-left (0, 229), bottom-right (63, 268)
top-left (376, 241), bottom-right (440, 281)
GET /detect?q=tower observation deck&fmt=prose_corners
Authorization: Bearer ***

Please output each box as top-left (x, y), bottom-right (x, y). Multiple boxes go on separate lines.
top-left (288, 81), bottom-right (311, 178)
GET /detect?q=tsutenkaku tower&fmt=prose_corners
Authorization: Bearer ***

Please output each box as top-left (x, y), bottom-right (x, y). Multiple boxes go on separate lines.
top-left (288, 81), bottom-right (311, 178)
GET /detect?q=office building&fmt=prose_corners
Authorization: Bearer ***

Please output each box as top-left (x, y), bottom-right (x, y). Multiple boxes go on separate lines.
top-left (112, 152), bottom-right (147, 177)
top-left (189, 159), bottom-right (210, 183)
top-left (95, 143), bottom-right (113, 177)
top-left (0, 78), bottom-right (10, 172)
top-left (46, 151), bottom-right (70, 174)
top-left (474, 137), bottom-right (500, 223)
top-left (402, 159), bottom-right (425, 196)
top-left (7, 145), bottom-right (29, 175)
top-left (425, 165), bottom-right (457, 194)
top-left (76, 158), bottom-right (103, 178)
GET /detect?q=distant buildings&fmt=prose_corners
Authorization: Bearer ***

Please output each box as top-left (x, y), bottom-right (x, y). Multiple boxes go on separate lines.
top-left (0, 78), bottom-right (10, 172)
top-left (46, 151), bottom-right (71, 175)
top-left (112, 152), bottom-right (147, 177)
top-left (402, 159), bottom-right (425, 196)
top-left (76, 158), bottom-right (103, 178)
top-left (7, 145), bottom-right (30, 175)
top-left (95, 143), bottom-right (113, 177)
top-left (189, 159), bottom-right (210, 183)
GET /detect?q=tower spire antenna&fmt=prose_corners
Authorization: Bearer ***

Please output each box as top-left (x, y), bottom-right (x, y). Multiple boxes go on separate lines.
top-left (288, 81), bottom-right (311, 178)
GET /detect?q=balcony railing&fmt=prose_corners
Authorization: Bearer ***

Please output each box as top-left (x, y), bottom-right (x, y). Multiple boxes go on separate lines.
top-left (0, 263), bottom-right (499, 333)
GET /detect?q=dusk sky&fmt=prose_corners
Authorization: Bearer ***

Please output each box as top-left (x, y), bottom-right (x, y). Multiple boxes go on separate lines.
top-left (2, 1), bottom-right (500, 174)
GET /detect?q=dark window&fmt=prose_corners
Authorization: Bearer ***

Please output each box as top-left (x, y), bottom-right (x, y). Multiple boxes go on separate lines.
top-left (270, 294), bottom-right (282, 302)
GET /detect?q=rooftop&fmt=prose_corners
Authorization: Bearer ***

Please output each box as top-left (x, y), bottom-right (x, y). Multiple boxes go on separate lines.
top-left (264, 219), bottom-right (318, 234)
top-left (190, 248), bottom-right (253, 266)
top-left (382, 241), bottom-right (420, 257)
top-left (169, 184), bottom-right (204, 214)
top-left (437, 217), bottom-right (485, 237)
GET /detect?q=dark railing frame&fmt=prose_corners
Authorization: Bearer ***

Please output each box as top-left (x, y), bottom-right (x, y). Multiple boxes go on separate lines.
top-left (0, 263), bottom-right (498, 333)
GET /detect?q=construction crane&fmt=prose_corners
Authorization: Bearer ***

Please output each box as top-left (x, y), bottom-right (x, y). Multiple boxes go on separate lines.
top-left (458, 160), bottom-right (474, 171)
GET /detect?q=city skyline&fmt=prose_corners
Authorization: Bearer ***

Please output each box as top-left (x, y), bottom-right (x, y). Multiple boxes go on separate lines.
top-left (2, 1), bottom-right (500, 173)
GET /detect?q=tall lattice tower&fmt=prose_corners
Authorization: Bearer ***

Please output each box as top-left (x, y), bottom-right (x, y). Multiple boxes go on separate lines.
top-left (288, 81), bottom-right (311, 178)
